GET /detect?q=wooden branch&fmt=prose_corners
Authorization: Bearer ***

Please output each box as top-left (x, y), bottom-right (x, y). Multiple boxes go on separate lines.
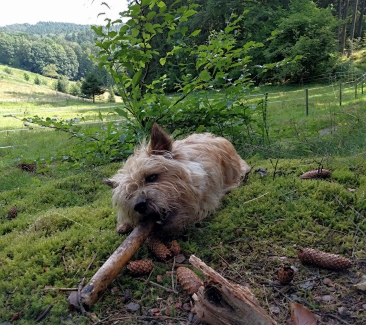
top-left (189, 255), bottom-right (277, 325)
top-left (81, 219), bottom-right (155, 307)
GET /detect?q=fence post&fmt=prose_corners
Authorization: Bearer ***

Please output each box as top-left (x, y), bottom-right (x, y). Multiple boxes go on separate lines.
top-left (362, 75), bottom-right (364, 95)
top-left (355, 80), bottom-right (358, 99)
top-left (339, 83), bottom-right (342, 106)
top-left (305, 88), bottom-right (309, 116)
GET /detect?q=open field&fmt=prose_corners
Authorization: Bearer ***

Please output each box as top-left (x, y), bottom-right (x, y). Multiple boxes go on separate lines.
top-left (0, 64), bottom-right (122, 130)
top-left (1, 68), bottom-right (366, 324)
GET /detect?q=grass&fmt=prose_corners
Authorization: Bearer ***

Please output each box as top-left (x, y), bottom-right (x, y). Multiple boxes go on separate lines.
top-left (1, 66), bottom-right (366, 324)
top-left (0, 64), bottom-right (122, 130)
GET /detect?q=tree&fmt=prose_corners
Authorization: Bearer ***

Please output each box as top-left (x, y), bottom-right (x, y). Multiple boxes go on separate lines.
top-left (340, 0), bottom-right (350, 54)
top-left (42, 64), bottom-right (59, 78)
top-left (56, 76), bottom-right (69, 93)
top-left (81, 73), bottom-right (105, 103)
top-left (263, 0), bottom-right (338, 83)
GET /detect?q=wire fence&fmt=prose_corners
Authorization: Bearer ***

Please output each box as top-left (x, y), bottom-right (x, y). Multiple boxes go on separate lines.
top-left (245, 72), bottom-right (366, 118)
top-left (2, 71), bottom-right (366, 134)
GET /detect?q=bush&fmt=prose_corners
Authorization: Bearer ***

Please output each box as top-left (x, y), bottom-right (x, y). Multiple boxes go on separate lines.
top-left (69, 82), bottom-right (81, 97)
top-left (108, 86), bottom-right (116, 103)
top-left (56, 76), bottom-right (69, 93)
top-left (23, 72), bottom-right (30, 81)
top-left (34, 75), bottom-right (41, 85)
top-left (3, 67), bottom-right (12, 74)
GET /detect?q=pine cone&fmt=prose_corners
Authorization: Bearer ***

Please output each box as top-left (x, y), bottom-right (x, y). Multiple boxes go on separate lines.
top-left (300, 168), bottom-right (331, 179)
top-left (8, 206), bottom-right (18, 219)
top-left (176, 267), bottom-right (203, 295)
top-left (146, 235), bottom-right (172, 260)
top-left (298, 248), bottom-right (351, 270)
top-left (278, 266), bottom-right (295, 284)
top-left (169, 240), bottom-right (181, 256)
top-left (127, 260), bottom-right (154, 275)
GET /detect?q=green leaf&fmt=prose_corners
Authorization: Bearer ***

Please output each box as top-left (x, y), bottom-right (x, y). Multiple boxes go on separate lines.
top-left (131, 28), bottom-right (139, 37)
top-left (190, 29), bottom-right (201, 37)
top-left (108, 31), bottom-right (117, 38)
top-left (145, 23), bottom-right (155, 34)
top-left (146, 11), bottom-right (156, 20)
top-left (132, 70), bottom-right (142, 87)
top-left (159, 57), bottom-right (166, 66)
top-left (196, 125), bottom-right (205, 133)
top-left (115, 109), bottom-right (128, 118)
top-left (91, 26), bottom-right (105, 37)
top-left (199, 70), bottom-right (211, 81)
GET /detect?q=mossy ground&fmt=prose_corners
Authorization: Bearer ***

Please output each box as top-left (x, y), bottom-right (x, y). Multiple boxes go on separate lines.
top-left (1, 80), bottom-right (366, 324)
top-left (1, 137), bottom-right (366, 324)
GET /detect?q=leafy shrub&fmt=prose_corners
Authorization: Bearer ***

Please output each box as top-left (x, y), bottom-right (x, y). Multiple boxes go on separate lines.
top-left (23, 72), bottom-right (30, 81)
top-left (3, 66), bottom-right (12, 74)
top-left (34, 75), bottom-right (41, 85)
top-left (69, 82), bottom-right (81, 97)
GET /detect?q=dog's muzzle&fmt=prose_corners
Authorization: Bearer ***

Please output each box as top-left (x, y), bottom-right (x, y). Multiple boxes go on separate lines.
top-left (134, 196), bottom-right (147, 214)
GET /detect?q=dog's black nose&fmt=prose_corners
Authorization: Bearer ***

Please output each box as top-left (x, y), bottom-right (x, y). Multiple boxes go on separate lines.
top-left (134, 198), bottom-right (147, 214)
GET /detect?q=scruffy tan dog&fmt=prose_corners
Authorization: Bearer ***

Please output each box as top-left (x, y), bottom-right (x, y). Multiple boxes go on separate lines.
top-left (106, 123), bottom-right (250, 234)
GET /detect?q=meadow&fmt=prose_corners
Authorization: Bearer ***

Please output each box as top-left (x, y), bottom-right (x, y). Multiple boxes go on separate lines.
top-left (1, 67), bottom-right (366, 324)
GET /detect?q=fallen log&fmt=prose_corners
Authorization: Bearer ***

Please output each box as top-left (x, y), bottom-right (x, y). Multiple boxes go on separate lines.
top-left (80, 219), bottom-right (155, 307)
top-left (189, 255), bottom-right (277, 325)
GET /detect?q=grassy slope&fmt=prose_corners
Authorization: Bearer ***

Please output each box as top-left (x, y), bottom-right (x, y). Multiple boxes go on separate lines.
top-left (1, 68), bottom-right (366, 324)
top-left (0, 64), bottom-right (121, 130)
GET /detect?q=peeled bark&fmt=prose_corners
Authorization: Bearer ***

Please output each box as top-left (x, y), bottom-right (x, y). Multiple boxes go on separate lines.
top-left (80, 219), bottom-right (155, 307)
top-left (189, 255), bottom-right (277, 325)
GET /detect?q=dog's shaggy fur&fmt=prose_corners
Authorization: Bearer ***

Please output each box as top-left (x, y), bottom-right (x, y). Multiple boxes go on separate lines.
top-left (106, 123), bottom-right (250, 234)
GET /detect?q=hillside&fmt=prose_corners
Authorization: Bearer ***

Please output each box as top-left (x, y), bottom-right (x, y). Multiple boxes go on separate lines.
top-left (0, 64), bottom-right (121, 130)
top-left (0, 21), bottom-right (95, 40)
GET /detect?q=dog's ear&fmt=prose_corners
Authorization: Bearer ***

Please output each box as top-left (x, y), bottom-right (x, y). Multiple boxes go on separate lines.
top-left (148, 123), bottom-right (173, 155)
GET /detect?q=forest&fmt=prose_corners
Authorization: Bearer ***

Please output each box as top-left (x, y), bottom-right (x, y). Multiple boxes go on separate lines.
top-left (0, 0), bottom-right (366, 89)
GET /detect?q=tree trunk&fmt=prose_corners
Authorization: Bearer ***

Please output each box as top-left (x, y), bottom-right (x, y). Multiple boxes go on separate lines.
top-left (340, 0), bottom-right (350, 55)
top-left (357, 0), bottom-right (366, 38)
top-left (350, 0), bottom-right (359, 41)
top-left (338, 0), bottom-right (343, 43)
top-left (189, 255), bottom-right (278, 325)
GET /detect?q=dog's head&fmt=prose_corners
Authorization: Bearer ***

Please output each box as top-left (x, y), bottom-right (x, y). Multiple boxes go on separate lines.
top-left (105, 123), bottom-right (200, 230)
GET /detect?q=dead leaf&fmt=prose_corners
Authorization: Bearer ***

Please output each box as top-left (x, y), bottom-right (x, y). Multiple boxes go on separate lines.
top-left (10, 312), bottom-right (21, 321)
top-left (270, 305), bottom-right (281, 314)
top-left (321, 295), bottom-right (335, 303)
top-left (290, 302), bottom-right (317, 325)
top-left (322, 278), bottom-right (334, 287)
top-left (126, 302), bottom-right (140, 312)
top-left (353, 279), bottom-right (366, 291)
top-left (338, 306), bottom-right (350, 316)
top-left (175, 253), bottom-right (186, 263)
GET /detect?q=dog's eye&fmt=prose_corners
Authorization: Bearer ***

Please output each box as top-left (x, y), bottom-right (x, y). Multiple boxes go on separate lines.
top-left (145, 174), bottom-right (158, 183)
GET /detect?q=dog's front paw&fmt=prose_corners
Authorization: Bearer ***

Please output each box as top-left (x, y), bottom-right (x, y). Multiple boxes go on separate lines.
top-left (116, 223), bottom-right (134, 234)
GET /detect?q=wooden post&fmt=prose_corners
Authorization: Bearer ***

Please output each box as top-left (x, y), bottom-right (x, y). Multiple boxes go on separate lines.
top-left (362, 76), bottom-right (364, 95)
top-left (305, 88), bottom-right (309, 116)
top-left (80, 219), bottom-right (155, 307)
top-left (355, 80), bottom-right (358, 99)
top-left (339, 83), bottom-right (342, 106)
